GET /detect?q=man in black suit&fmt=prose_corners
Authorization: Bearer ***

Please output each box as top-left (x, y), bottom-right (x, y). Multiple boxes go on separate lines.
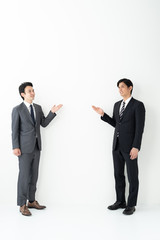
top-left (92, 79), bottom-right (145, 215)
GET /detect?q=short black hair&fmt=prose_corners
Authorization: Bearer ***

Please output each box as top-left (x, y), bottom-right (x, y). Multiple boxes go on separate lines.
top-left (117, 78), bottom-right (133, 94)
top-left (19, 82), bottom-right (33, 100)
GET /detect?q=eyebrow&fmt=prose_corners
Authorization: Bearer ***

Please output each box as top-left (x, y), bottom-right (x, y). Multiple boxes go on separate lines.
top-left (26, 88), bottom-right (34, 92)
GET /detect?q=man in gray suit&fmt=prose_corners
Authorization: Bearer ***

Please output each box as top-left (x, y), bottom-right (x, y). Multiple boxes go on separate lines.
top-left (12, 82), bottom-right (63, 216)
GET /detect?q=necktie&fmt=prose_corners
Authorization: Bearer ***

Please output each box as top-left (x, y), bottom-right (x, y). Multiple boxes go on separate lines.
top-left (119, 101), bottom-right (125, 120)
top-left (30, 104), bottom-right (36, 125)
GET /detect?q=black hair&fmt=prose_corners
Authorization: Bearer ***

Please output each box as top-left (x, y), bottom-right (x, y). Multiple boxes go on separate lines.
top-left (19, 82), bottom-right (33, 100)
top-left (117, 78), bottom-right (133, 94)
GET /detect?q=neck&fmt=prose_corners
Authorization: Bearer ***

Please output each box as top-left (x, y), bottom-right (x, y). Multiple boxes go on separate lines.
top-left (123, 95), bottom-right (131, 101)
top-left (24, 99), bottom-right (32, 104)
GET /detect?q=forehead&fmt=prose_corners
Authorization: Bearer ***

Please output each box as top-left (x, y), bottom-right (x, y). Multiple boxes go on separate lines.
top-left (24, 86), bottom-right (34, 92)
top-left (118, 82), bottom-right (128, 87)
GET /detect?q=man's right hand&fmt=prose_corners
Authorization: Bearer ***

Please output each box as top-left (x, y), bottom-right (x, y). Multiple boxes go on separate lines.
top-left (13, 148), bottom-right (21, 156)
top-left (92, 106), bottom-right (104, 116)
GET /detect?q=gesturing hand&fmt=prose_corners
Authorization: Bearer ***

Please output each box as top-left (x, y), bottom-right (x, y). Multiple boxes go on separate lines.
top-left (51, 104), bottom-right (63, 113)
top-left (92, 105), bottom-right (104, 116)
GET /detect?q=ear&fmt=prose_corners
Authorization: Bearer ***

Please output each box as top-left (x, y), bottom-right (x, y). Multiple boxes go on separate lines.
top-left (21, 92), bottom-right (25, 98)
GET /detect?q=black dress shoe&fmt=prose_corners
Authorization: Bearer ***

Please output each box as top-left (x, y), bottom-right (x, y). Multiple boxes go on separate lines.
top-left (108, 201), bottom-right (126, 210)
top-left (123, 206), bottom-right (136, 215)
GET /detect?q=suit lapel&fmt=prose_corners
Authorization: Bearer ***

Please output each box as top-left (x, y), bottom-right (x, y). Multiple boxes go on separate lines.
top-left (33, 103), bottom-right (38, 126)
top-left (116, 101), bottom-right (122, 122)
top-left (121, 97), bottom-right (134, 121)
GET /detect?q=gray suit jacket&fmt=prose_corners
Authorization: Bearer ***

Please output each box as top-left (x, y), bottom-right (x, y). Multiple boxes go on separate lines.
top-left (12, 102), bottom-right (56, 153)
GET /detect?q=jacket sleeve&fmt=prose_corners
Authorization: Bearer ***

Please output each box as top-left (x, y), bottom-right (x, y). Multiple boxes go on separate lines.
top-left (100, 104), bottom-right (116, 127)
top-left (12, 107), bottom-right (20, 149)
top-left (132, 102), bottom-right (145, 150)
top-left (40, 106), bottom-right (57, 127)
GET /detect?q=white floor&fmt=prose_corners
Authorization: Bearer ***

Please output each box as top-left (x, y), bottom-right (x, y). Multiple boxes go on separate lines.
top-left (0, 204), bottom-right (160, 240)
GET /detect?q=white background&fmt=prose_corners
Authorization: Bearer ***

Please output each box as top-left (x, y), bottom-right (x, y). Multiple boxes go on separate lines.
top-left (0, 0), bottom-right (160, 207)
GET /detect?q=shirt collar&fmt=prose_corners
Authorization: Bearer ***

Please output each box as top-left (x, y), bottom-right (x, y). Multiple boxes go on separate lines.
top-left (23, 101), bottom-right (33, 108)
top-left (123, 96), bottom-right (132, 105)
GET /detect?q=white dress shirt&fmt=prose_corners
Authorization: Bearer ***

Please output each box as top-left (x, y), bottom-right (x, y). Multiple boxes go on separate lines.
top-left (23, 101), bottom-right (36, 120)
top-left (119, 96), bottom-right (132, 114)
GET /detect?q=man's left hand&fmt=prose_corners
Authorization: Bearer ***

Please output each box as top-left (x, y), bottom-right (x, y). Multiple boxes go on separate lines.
top-left (51, 104), bottom-right (63, 113)
top-left (130, 148), bottom-right (139, 160)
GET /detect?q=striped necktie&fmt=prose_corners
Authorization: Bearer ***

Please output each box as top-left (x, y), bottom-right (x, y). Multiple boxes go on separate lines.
top-left (30, 104), bottom-right (36, 125)
top-left (119, 101), bottom-right (125, 120)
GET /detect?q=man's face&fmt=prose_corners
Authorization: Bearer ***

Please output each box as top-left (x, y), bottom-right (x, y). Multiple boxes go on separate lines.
top-left (21, 86), bottom-right (35, 103)
top-left (118, 82), bottom-right (132, 98)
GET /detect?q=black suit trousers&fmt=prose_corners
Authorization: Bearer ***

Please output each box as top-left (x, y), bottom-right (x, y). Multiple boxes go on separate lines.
top-left (112, 139), bottom-right (139, 207)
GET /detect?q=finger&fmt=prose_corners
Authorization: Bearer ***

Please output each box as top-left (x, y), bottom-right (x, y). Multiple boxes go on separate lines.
top-left (131, 155), bottom-right (136, 160)
top-left (58, 104), bottom-right (63, 108)
top-left (92, 106), bottom-right (97, 110)
top-left (130, 154), bottom-right (133, 159)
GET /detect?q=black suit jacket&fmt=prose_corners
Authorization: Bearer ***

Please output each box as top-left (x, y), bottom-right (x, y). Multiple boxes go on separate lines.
top-left (101, 98), bottom-right (145, 153)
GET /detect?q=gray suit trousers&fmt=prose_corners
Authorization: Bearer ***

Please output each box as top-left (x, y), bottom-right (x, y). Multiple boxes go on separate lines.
top-left (17, 142), bottom-right (40, 206)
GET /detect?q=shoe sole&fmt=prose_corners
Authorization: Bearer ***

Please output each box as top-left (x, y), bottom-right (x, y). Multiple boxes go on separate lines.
top-left (123, 209), bottom-right (136, 215)
top-left (108, 206), bottom-right (126, 210)
top-left (27, 206), bottom-right (46, 210)
top-left (20, 211), bottom-right (32, 216)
